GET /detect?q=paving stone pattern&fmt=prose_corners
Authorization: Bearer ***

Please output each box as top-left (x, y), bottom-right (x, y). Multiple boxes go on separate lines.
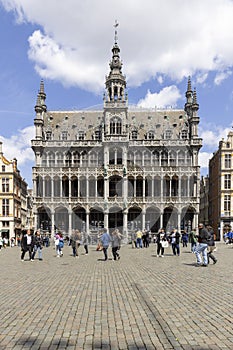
top-left (0, 242), bottom-right (232, 349)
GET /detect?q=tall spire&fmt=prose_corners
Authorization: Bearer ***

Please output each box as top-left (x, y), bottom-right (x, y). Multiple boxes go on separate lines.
top-left (184, 76), bottom-right (193, 116)
top-left (192, 88), bottom-right (199, 112)
top-left (104, 21), bottom-right (127, 104)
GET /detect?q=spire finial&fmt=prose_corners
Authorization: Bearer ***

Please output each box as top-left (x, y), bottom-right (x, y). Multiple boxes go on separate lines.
top-left (114, 20), bottom-right (119, 44)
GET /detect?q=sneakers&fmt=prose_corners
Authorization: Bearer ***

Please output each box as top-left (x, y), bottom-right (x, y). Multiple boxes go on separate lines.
top-left (213, 260), bottom-right (217, 264)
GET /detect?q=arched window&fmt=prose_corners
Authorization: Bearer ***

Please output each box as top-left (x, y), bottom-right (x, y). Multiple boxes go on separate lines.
top-left (110, 117), bottom-right (122, 135)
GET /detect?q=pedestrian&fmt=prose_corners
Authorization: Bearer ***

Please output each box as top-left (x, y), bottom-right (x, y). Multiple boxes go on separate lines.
top-left (131, 231), bottom-right (137, 248)
top-left (142, 229), bottom-right (147, 248)
top-left (3, 237), bottom-right (8, 248)
top-left (136, 229), bottom-right (142, 248)
top-left (170, 228), bottom-right (181, 256)
top-left (206, 225), bottom-right (217, 264)
top-left (82, 231), bottom-right (91, 255)
top-left (111, 229), bottom-right (122, 261)
top-left (156, 228), bottom-right (167, 257)
top-left (195, 223), bottom-right (209, 267)
top-left (21, 229), bottom-right (35, 261)
top-left (10, 237), bottom-right (15, 247)
top-left (70, 230), bottom-right (81, 257)
top-left (55, 232), bottom-right (64, 257)
top-left (0, 236), bottom-right (3, 250)
top-left (100, 228), bottom-right (111, 261)
top-left (181, 230), bottom-right (188, 247)
top-left (189, 229), bottom-right (197, 253)
top-left (32, 230), bottom-right (43, 261)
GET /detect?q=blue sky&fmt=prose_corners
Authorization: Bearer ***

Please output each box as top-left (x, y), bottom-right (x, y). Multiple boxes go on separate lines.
top-left (1, 0), bottom-right (233, 187)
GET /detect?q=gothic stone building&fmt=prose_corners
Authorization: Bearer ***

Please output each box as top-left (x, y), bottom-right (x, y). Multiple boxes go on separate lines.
top-left (31, 36), bottom-right (202, 240)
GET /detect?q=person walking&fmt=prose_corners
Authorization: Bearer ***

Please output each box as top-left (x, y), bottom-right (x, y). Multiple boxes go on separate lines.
top-left (82, 231), bottom-right (91, 255)
top-left (189, 229), bottom-right (197, 253)
top-left (70, 230), bottom-right (81, 257)
top-left (32, 230), bottom-right (43, 261)
top-left (111, 229), bottom-right (122, 261)
top-left (100, 228), bottom-right (111, 261)
top-left (55, 232), bottom-right (64, 257)
top-left (21, 229), bottom-right (35, 261)
top-left (195, 223), bottom-right (209, 267)
top-left (206, 225), bottom-right (217, 264)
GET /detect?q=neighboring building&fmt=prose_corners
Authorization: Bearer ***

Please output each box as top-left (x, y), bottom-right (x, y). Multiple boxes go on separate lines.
top-left (0, 142), bottom-right (28, 241)
top-left (209, 131), bottom-right (233, 240)
top-left (31, 29), bottom-right (202, 240)
top-left (199, 175), bottom-right (209, 226)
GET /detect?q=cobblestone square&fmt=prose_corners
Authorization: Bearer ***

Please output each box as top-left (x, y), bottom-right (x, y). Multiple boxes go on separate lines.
top-left (0, 242), bottom-right (232, 349)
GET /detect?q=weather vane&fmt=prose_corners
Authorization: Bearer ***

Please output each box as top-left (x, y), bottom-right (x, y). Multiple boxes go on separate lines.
top-left (114, 20), bottom-right (119, 43)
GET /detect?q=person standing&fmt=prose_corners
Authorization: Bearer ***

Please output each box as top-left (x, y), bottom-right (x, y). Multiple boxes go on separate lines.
top-left (136, 229), bottom-right (143, 248)
top-left (32, 231), bottom-right (43, 261)
top-left (156, 229), bottom-right (167, 257)
top-left (170, 228), bottom-right (181, 256)
top-left (111, 229), bottom-right (122, 261)
top-left (100, 228), bottom-right (111, 261)
top-left (181, 230), bottom-right (188, 247)
top-left (195, 223), bottom-right (209, 267)
top-left (21, 229), bottom-right (35, 261)
top-left (206, 225), bottom-right (217, 264)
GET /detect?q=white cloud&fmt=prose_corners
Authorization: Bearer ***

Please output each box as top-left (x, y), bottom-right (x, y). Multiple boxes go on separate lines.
top-left (214, 70), bottom-right (232, 85)
top-left (199, 152), bottom-right (212, 172)
top-left (199, 122), bottom-right (232, 149)
top-left (1, 0), bottom-right (233, 92)
top-left (137, 85), bottom-right (182, 108)
top-left (0, 125), bottom-right (34, 166)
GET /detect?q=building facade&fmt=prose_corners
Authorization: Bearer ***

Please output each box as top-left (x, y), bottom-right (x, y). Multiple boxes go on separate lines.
top-left (0, 142), bottom-right (28, 241)
top-left (209, 131), bottom-right (233, 240)
top-left (31, 33), bottom-right (202, 240)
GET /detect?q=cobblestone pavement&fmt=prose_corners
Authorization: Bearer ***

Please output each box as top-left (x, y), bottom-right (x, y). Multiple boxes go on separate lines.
top-left (0, 241), bottom-right (233, 350)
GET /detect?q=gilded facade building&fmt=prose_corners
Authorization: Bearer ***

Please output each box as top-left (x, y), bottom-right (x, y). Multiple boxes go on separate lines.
top-left (209, 131), bottom-right (233, 240)
top-left (0, 142), bottom-right (28, 240)
top-left (31, 32), bottom-right (202, 239)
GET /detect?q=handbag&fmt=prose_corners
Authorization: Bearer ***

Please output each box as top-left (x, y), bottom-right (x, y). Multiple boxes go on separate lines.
top-left (161, 240), bottom-right (169, 248)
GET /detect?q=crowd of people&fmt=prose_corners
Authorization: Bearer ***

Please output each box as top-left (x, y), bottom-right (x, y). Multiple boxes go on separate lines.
top-left (0, 223), bottom-right (223, 267)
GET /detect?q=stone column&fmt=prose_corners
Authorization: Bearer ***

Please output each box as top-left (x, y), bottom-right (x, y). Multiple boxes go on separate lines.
top-left (51, 211), bottom-right (55, 237)
top-left (123, 210), bottom-right (128, 242)
top-left (86, 211), bottom-right (90, 234)
top-left (177, 212), bottom-right (181, 232)
top-left (68, 210), bottom-right (72, 236)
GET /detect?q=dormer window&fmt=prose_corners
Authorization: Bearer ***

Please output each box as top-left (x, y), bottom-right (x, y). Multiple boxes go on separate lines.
top-left (61, 131), bottom-right (68, 141)
top-left (78, 131), bottom-right (85, 140)
top-left (95, 130), bottom-right (101, 140)
top-left (131, 131), bottom-right (138, 140)
top-left (46, 131), bottom-right (52, 140)
top-left (181, 130), bottom-right (188, 139)
top-left (110, 117), bottom-right (122, 135)
top-left (164, 130), bottom-right (172, 139)
top-left (147, 131), bottom-right (155, 140)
